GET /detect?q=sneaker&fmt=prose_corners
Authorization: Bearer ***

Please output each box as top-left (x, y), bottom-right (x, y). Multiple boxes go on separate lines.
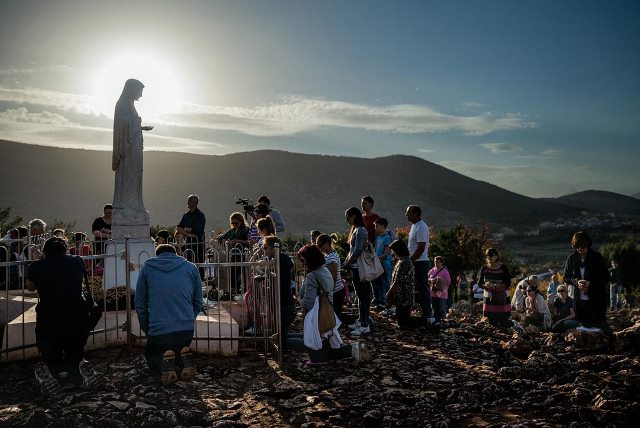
top-left (79, 360), bottom-right (106, 390)
top-left (244, 326), bottom-right (256, 335)
top-left (305, 360), bottom-right (329, 366)
top-left (382, 307), bottom-right (396, 316)
top-left (179, 347), bottom-right (196, 382)
top-left (347, 321), bottom-right (361, 330)
top-left (35, 362), bottom-right (62, 395)
top-left (350, 325), bottom-right (370, 336)
top-left (351, 342), bottom-right (371, 365)
top-left (161, 350), bottom-right (178, 386)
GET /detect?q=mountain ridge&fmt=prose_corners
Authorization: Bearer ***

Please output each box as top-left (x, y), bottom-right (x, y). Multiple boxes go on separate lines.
top-left (1, 140), bottom-right (629, 236)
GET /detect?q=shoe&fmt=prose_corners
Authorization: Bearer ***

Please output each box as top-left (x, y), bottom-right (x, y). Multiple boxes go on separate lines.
top-left (161, 350), bottom-right (178, 386)
top-left (79, 360), bottom-right (106, 390)
top-left (351, 325), bottom-right (370, 336)
top-left (305, 360), bottom-right (329, 366)
top-left (179, 347), bottom-right (196, 382)
top-left (35, 362), bottom-right (62, 395)
top-left (351, 342), bottom-right (371, 364)
top-left (244, 326), bottom-right (256, 335)
top-left (347, 321), bottom-right (361, 330)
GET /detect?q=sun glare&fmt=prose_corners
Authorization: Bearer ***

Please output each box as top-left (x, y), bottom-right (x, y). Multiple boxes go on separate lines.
top-left (92, 52), bottom-right (183, 119)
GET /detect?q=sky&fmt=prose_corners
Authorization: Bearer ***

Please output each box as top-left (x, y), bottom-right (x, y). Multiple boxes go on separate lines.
top-left (1, 0), bottom-right (639, 198)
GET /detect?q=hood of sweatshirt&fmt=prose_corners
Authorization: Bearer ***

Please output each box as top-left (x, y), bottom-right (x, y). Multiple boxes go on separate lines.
top-left (143, 252), bottom-right (189, 272)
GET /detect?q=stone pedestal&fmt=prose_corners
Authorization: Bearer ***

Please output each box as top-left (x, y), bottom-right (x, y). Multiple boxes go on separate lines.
top-left (103, 219), bottom-right (155, 290)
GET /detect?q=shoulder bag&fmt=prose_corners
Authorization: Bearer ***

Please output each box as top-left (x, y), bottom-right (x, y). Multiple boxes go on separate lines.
top-left (357, 241), bottom-right (385, 282)
top-left (314, 272), bottom-right (336, 335)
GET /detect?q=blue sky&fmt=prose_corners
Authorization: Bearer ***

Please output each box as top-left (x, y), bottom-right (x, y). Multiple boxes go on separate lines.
top-left (1, 0), bottom-right (638, 197)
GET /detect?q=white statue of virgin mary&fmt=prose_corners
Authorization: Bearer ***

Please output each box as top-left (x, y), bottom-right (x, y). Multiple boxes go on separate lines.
top-left (112, 79), bottom-right (153, 225)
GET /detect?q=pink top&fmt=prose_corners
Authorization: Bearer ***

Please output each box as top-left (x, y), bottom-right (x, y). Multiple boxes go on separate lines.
top-left (428, 265), bottom-right (451, 299)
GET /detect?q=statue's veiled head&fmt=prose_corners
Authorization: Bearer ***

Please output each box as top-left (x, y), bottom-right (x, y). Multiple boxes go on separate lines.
top-left (120, 79), bottom-right (145, 101)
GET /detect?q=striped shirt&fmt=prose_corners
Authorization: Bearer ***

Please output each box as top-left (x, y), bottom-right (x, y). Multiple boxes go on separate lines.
top-left (324, 250), bottom-right (344, 292)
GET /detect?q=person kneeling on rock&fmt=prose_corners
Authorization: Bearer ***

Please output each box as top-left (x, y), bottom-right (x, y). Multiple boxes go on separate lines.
top-left (551, 284), bottom-right (579, 332)
top-left (135, 244), bottom-right (203, 385)
top-left (26, 237), bottom-right (105, 394)
top-left (285, 244), bottom-right (370, 366)
top-left (523, 285), bottom-right (551, 330)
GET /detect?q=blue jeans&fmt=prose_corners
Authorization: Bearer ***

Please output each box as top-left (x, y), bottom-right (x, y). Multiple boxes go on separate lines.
top-left (413, 260), bottom-right (432, 320)
top-left (551, 319), bottom-right (580, 333)
top-left (432, 297), bottom-right (447, 323)
top-left (372, 267), bottom-right (391, 305)
top-left (351, 268), bottom-right (371, 327)
top-left (145, 330), bottom-right (194, 373)
top-left (610, 284), bottom-right (623, 309)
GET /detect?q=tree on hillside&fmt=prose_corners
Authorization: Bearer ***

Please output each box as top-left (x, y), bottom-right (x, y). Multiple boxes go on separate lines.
top-left (429, 223), bottom-right (520, 283)
top-left (0, 207), bottom-right (22, 234)
top-left (601, 239), bottom-right (640, 289)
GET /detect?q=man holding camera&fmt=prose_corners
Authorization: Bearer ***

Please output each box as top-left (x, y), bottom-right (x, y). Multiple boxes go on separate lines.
top-left (257, 195), bottom-right (285, 233)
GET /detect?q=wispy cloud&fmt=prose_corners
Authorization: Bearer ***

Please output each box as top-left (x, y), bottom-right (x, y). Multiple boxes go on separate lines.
top-left (0, 65), bottom-right (73, 77)
top-left (541, 149), bottom-right (563, 157)
top-left (0, 107), bottom-right (75, 126)
top-left (480, 143), bottom-right (523, 153)
top-left (0, 87), bottom-right (102, 116)
top-left (417, 148), bottom-right (434, 153)
top-left (460, 101), bottom-right (486, 108)
top-left (159, 97), bottom-right (536, 137)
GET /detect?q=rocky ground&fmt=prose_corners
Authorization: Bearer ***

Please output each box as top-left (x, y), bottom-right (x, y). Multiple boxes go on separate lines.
top-left (1, 308), bottom-right (639, 428)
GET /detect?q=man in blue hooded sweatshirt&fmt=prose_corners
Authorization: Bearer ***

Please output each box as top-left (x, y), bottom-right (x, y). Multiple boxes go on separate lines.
top-left (135, 244), bottom-right (203, 385)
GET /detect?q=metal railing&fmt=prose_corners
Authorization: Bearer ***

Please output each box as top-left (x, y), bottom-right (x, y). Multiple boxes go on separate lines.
top-left (1, 238), bottom-right (285, 366)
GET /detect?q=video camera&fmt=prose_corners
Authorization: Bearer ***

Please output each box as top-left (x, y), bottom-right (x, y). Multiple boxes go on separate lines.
top-left (235, 197), bottom-right (255, 214)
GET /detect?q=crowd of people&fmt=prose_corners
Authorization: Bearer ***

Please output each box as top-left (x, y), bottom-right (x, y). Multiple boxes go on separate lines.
top-left (1, 193), bottom-right (634, 393)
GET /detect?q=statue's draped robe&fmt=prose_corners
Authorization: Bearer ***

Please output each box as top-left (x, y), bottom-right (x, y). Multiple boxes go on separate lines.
top-left (112, 100), bottom-right (149, 224)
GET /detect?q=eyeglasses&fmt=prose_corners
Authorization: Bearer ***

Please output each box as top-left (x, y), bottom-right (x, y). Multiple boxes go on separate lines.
top-left (231, 222), bottom-right (239, 226)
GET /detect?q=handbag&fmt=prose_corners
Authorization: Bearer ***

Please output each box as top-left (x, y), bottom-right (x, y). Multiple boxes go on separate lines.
top-left (357, 241), bottom-right (384, 282)
top-left (315, 273), bottom-right (336, 335)
top-left (430, 267), bottom-right (448, 292)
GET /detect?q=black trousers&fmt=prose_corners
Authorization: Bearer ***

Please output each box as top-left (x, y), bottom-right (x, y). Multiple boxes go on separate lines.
top-left (36, 319), bottom-right (87, 375)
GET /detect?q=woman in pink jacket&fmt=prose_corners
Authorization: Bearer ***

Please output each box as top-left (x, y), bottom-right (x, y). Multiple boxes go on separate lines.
top-left (428, 256), bottom-right (451, 328)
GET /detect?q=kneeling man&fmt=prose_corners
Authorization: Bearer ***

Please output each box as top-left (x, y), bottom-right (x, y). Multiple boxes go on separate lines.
top-left (135, 244), bottom-right (203, 384)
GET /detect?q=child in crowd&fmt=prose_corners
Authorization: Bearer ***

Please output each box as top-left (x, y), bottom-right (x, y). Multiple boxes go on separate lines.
top-left (69, 232), bottom-right (93, 272)
top-left (373, 218), bottom-right (393, 311)
top-left (316, 234), bottom-right (354, 326)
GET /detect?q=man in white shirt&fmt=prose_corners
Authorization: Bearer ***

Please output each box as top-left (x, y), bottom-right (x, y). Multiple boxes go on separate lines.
top-left (406, 205), bottom-right (432, 325)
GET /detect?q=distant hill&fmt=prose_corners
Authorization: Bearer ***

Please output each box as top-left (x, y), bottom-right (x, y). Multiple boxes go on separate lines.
top-left (0, 140), bottom-right (586, 236)
top-left (542, 190), bottom-right (640, 215)
top-left (632, 192), bottom-right (640, 200)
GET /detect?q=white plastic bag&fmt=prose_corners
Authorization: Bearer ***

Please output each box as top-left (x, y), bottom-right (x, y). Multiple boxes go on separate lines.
top-left (303, 297), bottom-right (323, 350)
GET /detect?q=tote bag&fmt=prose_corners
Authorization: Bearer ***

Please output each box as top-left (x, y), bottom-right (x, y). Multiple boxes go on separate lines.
top-left (357, 242), bottom-right (384, 282)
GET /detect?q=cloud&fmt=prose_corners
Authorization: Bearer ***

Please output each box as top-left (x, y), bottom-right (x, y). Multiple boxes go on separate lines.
top-left (541, 149), bottom-right (563, 157)
top-left (460, 101), bottom-right (486, 108)
top-left (0, 65), bottom-right (73, 77)
top-left (0, 107), bottom-right (75, 126)
top-left (0, 83), bottom-right (536, 137)
top-left (159, 97), bottom-right (536, 137)
top-left (0, 120), bottom-right (226, 154)
top-left (480, 143), bottom-right (523, 153)
top-left (417, 148), bottom-right (434, 153)
top-left (0, 87), bottom-right (102, 116)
